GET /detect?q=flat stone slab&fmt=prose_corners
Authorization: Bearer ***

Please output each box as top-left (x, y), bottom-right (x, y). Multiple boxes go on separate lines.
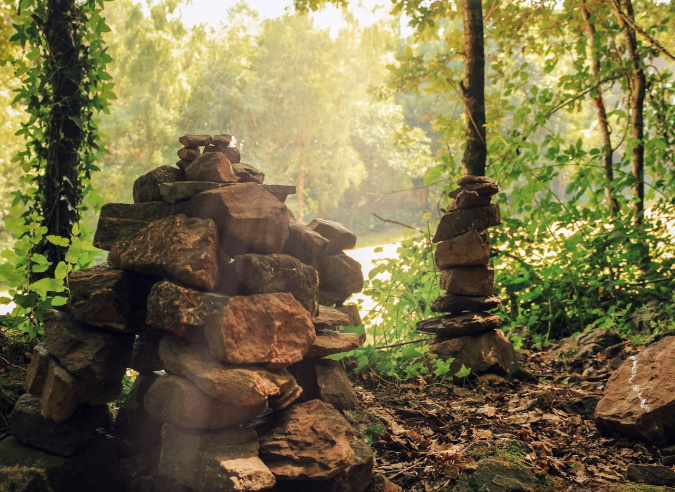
top-left (282, 221), bottom-right (329, 266)
top-left (313, 305), bottom-right (351, 329)
top-left (317, 253), bottom-right (364, 295)
top-left (440, 267), bottom-right (494, 296)
top-left (133, 165), bottom-right (185, 203)
top-left (159, 181), bottom-right (226, 204)
top-left (433, 205), bottom-right (501, 243)
top-left (435, 230), bottom-right (489, 268)
top-left (416, 312), bottom-right (502, 337)
top-left (93, 201), bottom-right (175, 251)
top-left (449, 190), bottom-right (492, 210)
top-left (429, 329), bottom-right (516, 375)
top-left (179, 134), bottom-right (212, 147)
top-left (233, 163), bottom-right (265, 184)
top-left (431, 293), bottom-right (501, 313)
top-left (307, 218), bottom-right (357, 254)
top-left (307, 331), bottom-right (361, 358)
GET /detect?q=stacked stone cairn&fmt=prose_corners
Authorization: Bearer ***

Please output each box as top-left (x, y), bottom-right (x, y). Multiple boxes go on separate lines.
top-left (4, 134), bottom-right (377, 492)
top-left (416, 175), bottom-right (517, 375)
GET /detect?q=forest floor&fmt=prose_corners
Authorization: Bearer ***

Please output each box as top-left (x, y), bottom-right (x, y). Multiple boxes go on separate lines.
top-left (1, 329), bottom-right (673, 491)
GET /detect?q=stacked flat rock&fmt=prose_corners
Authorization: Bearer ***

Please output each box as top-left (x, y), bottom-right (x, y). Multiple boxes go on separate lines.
top-left (417, 175), bottom-right (516, 375)
top-left (5, 133), bottom-right (373, 492)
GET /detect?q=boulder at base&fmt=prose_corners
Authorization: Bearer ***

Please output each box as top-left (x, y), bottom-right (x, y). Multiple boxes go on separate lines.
top-left (595, 336), bottom-right (675, 446)
top-left (429, 330), bottom-right (516, 375)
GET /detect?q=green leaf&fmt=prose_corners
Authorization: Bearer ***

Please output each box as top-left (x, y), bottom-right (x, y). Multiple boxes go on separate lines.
top-left (46, 235), bottom-right (70, 247)
top-left (454, 364), bottom-right (471, 378)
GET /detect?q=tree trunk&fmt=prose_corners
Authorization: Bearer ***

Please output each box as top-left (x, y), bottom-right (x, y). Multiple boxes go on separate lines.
top-left (614, 0), bottom-right (646, 226)
top-left (35, 0), bottom-right (85, 274)
top-left (580, 1), bottom-right (620, 216)
top-left (461, 0), bottom-right (487, 177)
top-left (297, 153), bottom-right (306, 224)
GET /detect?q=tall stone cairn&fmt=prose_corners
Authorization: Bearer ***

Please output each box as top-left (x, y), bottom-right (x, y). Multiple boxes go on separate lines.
top-left (1, 134), bottom-right (378, 492)
top-left (416, 175), bottom-right (517, 375)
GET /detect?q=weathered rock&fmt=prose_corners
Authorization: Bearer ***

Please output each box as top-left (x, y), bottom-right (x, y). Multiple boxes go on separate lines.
top-left (93, 201), bottom-right (175, 251)
top-left (449, 190), bottom-right (492, 210)
top-left (545, 329), bottom-right (624, 360)
top-left (435, 230), bottom-right (489, 269)
top-left (159, 336), bottom-right (299, 408)
top-left (0, 435), bottom-right (122, 492)
top-left (68, 263), bottom-right (154, 332)
top-left (416, 312), bottom-right (501, 337)
top-left (313, 305), bottom-right (351, 330)
top-left (133, 166), bottom-right (185, 203)
top-left (213, 134), bottom-right (232, 147)
top-left (307, 331), bottom-right (361, 358)
top-left (146, 280), bottom-right (230, 339)
top-left (179, 134), bottom-right (213, 147)
top-left (159, 424), bottom-right (276, 492)
top-left (268, 378), bottom-right (304, 411)
top-left (176, 159), bottom-right (192, 169)
top-left (185, 152), bottom-right (239, 183)
top-left (219, 254), bottom-right (319, 315)
top-left (282, 221), bottom-right (329, 266)
top-left (429, 330), bottom-right (517, 375)
top-left (177, 147), bottom-right (200, 160)
top-left (431, 293), bottom-right (501, 313)
top-left (260, 400), bottom-right (356, 480)
top-left (204, 293), bottom-right (315, 368)
top-left (262, 184), bottom-right (296, 203)
top-left (433, 205), bottom-right (501, 243)
top-left (457, 175), bottom-right (496, 186)
top-left (595, 336), bottom-right (675, 446)
top-left (25, 344), bottom-right (50, 396)
top-left (159, 181), bottom-right (225, 204)
top-left (130, 330), bottom-right (165, 373)
top-left (460, 182), bottom-right (499, 196)
top-left (626, 464), bottom-right (675, 487)
top-left (29, 356), bottom-right (87, 422)
top-left (451, 458), bottom-right (547, 492)
top-left (43, 310), bottom-right (133, 385)
top-left (144, 375), bottom-right (266, 429)
top-left (366, 475), bottom-right (403, 492)
top-left (232, 163), bottom-right (264, 184)
top-left (319, 290), bottom-right (351, 308)
top-left (308, 218), bottom-right (357, 254)
top-left (9, 394), bottom-right (109, 457)
top-left (316, 364), bottom-right (360, 411)
top-left (336, 304), bottom-right (362, 327)
top-left (440, 267), bottom-right (494, 296)
top-left (183, 183), bottom-right (291, 255)
top-left (317, 253), bottom-right (364, 295)
top-left (109, 214), bottom-right (219, 291)
top-left (204, 145), bottom-right (241, 164)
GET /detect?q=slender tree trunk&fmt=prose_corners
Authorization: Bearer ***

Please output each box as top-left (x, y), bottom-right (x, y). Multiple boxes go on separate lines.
top-left (36, 0), bottom-right (84, 275)
top-left (297, 153), bottom-right (306, 223)
top-left (461, 0), bottom-right (486, 177)
top-left (580, 1), bottom-right (620, 216)
top-left (614, 0), bottom-right (646, 226)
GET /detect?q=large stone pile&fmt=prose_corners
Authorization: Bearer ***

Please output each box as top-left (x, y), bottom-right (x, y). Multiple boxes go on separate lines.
top-left (2, 134), bottom-right (375, 491)
top-left (416, 175), bottom-right (516, 374)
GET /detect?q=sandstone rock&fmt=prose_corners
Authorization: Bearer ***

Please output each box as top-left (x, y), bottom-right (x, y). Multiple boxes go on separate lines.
top-left (159, 424), bottom-right (275, 492)
top-left (595, 336), bottom-right (675, 446)
top-left (204, 293), bottom-right (315, 368)
top-left (366, 475), bottom-right (403, 492)
top-left (268, 378), bottom-right (304, 411)
top-left (146, 280), bottom-right (230, 339)
top-left (0, 435), bottom-right (122, 492)
top-left (43, 310), bottom-right (133, 385)
top-left (109, 214), bottom-right (219, 291)
top-left (179, 134), bottom-right (213, 147)
top-left (213, 134), bottom-right (232, 146)
top-left (440, 267), bottom-right (494, 296)
top-left (317, 253), bottom-right (364, 295)
top-left (431, 293), bottom-right (501, 313)
top-left (133, 166), bottom-right (185, 203)
top-left (93, 201), bottom-right (175, 251)
top-left (282, 221), bottom-right (329, 266)
top-left (219, 254), bottom-right (319, 315)
top-left (449, 190), bottom-right (492, 210)
top-left (144, 375), bottom-right (266, 429)
top-left (307, 331), bottom-right (361, 358)
top-left (159, 181), bottom-right (225, 204)
top-left (185, 152), bottom-right (239, 183)
top-left (262, 184), bottom-right (296, 203)
top-left (177, 147), bottom-right (200, 160)
top-left (316, 363), bottom-right (360, 411)
top-left (433, 205), bottom-right (501, 243)
top-left (130, 330), bottom-right (165, 373)
top-left (308, 218), bottom-right (357, 254)
top-left (451, 458), bottom-right (547, 492)
top-left (25, 344), bottom-right (50, 396)
top-left (69, 263), bottom-right (154, 332)
top-left (416, 312), bottom-right (502, 337)
top-left (456, 175), bottom-right (496, 187)
top-left (313, 305), bottom-right (351, 329)
top-left (626, 464), bottom-right (675, 487)
top-left (435, 230), bottom-right (490, 269)
top-left (30, 356), bottom-right (87, 422)
top-left (9, 394), bottom-right (109, 457)
top-left (460, 182), bottom-right (499, 196)
top-left (319, 290), bottom-right (351, 308)
top-left (232, 163), bottom-right (264, 184)
top-left (260, 400), bottom-right (356, 480)
top-left (545, 329), bottom-right (624, 360)
top-left (429, 330), bottom-right (516, 375)
top-left (176, 159), bottom-right (192, 169)
top-left (159, 336), bottom-right (299, 408)
top-left (183, 183), bottom-right (291, 255)
top-left (204, 145), bottom-right (241, 164)
top-left (336, 304), bottom-right (362, 327)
